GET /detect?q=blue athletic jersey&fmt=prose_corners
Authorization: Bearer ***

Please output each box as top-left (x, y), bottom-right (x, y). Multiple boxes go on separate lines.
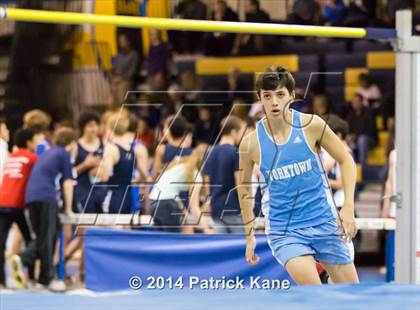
top-left (103, 143), bottom-right (135, 214)
top-left (107, 144), bottom-right (135, 187)
top-left (256, 109), bottom-right (336, 232)
top-left (75, 141), bottom-right (104, 191)
top-left (163, 144), bottom-right (192, 164)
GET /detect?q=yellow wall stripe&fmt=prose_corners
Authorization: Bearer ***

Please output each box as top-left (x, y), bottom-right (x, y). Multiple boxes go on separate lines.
top-left (367, 51), bottom-right (396, 69)
top-left (196, 55), bottom-right (299, 75)
top-left (345, 67), bottom-right (368, 85)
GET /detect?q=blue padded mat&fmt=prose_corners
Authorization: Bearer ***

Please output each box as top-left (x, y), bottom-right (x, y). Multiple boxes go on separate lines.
top-left (1, 283), bottom-right (419, 310)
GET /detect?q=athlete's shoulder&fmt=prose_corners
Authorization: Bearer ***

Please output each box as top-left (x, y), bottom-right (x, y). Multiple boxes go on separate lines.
top-left (104, 142), bottom-right (119, 158)
top-left (299, 112), bottom-right (325, 132)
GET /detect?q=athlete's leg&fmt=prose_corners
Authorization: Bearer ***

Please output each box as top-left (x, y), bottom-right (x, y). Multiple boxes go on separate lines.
top-left (285, 255), bottom-right (322, 285)
top-left (320, 261), bottom-right (359, 284)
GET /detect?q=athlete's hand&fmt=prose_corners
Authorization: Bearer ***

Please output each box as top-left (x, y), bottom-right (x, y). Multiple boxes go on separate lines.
top-left (65, 209), bottom-right (75, 218)
top-left (339, 205), bottom-right (357, 242)
top-left (84, 154), bottom-right (101, 168)
top-left (245, 235), bottom-right (260, 265)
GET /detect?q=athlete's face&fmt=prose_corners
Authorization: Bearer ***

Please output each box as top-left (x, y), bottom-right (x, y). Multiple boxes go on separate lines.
top-left (259, 86), bottom-right (295, 119)
top-left (83, 121), bottom-right (99, 138)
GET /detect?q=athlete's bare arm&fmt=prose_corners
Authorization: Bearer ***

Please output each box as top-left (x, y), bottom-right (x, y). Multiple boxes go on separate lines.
top-left (382, 149), bottom-right (396, 218)
top-left (238, 130), bottom-right (260, 265)
top-left (151, 144), bottom-right (165, 180)
top-left (97, 143), bottom-right (119, 182)
top-left (303, 114), bottom-right (357, 241)
top-left (135, 143), bottom-right (150, 182)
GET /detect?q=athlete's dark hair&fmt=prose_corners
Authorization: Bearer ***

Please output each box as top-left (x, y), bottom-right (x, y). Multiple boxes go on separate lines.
top-left (169, 116), bottom-right (188, 139)
top-left (255, 66), bottom-right (295, 97)
top-left (220, 115), bottom-right (244, 137)
top-left (13, 128), bottom-right (36, 149)
top-left (79, 111), bottom-right (100, 132)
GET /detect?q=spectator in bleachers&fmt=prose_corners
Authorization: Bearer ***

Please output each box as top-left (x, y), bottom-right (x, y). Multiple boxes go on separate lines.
top-left (180, 70), bottom-right (201, 122)
top-left (312, 94), bottom-right (330, 117)
top-left (356, 73), bottom-right (382, 108)
top-left (10, 127), bottom-right (77, 289)
top-left (322, 0), bottom-right (346, 26)
top-left (110, 33), bottom-right (139, 107)
top-left (287, 0), bottom-right (322, 25)
top-left (204, 116), bottom-right (246, 233)
top-left (346, 93), bottom-right (378, 167)
top-left (147, 72), bottom-right (169, 128)
top-left (220, 68), bottom-right (249, 118)
top-left (340, 0), bottom-right (369, 27)
top-left (194, 106), bottom-right (215, 145)
top-left (0, 118), bottom-right (9, 185)
top-left (147, 29), bottom-right (171, 80)
top-left (137, 116), bottom-right (155, 153)
top-left (0, 128), bottom-right (38, 289)
top-left (385, 0), bottom-right (418, 29)
top-left (170, 0), bottom-right (207, 54)
top-left (204, 0), bottom-right (239, 56)
top-left (232, 0), bottom-right (270, 56)
top-left (161, 84), bottom-right (183, 120)
top-left (73, 111), bottom-right (104, 214)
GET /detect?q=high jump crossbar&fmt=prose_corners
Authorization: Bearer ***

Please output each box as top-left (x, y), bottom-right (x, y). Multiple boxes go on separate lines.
top-left (0, 7), bottom-right (396, 40)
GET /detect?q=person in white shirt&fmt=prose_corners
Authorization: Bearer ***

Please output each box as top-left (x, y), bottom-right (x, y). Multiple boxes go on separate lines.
top-left (150, 145), bottom-right (211, 233)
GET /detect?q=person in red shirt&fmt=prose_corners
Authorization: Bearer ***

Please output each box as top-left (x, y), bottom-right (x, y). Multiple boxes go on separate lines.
top-left (0, 128), bottom-right (38, 288)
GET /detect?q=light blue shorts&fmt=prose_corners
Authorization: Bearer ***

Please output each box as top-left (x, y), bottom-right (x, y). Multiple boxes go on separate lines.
top-left (267, 219), bottom-right (353, 266)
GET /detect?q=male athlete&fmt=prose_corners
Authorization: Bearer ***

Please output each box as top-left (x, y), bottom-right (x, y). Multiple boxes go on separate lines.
top-left (238, 66), bottom-right (359, 285)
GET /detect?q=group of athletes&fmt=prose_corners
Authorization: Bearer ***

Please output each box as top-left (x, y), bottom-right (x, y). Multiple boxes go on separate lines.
top-left (0, 66), bottom-right (359, 290)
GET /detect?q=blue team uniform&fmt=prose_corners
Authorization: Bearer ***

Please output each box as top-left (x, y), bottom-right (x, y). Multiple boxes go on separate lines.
top-left (73, 142), bottom-right (106, 213)
top-left (163, 144), bottom-right (192, 164)
top-left (256, 109), bottom-right (352, 266)
top-left (103, 144), bottom-right (135, 214)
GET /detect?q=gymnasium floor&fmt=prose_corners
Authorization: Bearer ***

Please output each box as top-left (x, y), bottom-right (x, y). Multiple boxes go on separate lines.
top-left (2, 282), bottom-right (419, 310)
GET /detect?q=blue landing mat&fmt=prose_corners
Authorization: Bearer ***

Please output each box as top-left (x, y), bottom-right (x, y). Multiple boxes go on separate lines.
top-left (1, 283), bottom-right (419, 310)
